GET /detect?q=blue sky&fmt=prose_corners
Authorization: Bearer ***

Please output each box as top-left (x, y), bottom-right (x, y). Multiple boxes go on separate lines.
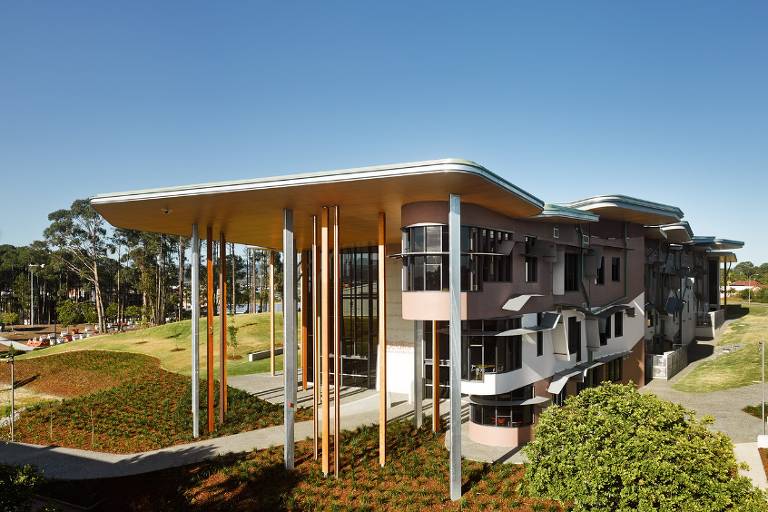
top-left (1, 2), bottom-right (766, 261)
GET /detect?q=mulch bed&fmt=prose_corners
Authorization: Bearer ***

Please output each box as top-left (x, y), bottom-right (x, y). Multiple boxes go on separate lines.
top-left (36, 420), bottom-right (562, 512)
top-left (6, 350), bottom-right (311, 453)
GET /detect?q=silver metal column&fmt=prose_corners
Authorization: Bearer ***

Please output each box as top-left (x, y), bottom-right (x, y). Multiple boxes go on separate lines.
top-left (283, 208), bottom-right (297, 470)
top-left (448, 193), bottom-right (462, 501)
top-left (413, 322), bottom-right (423, 428)
top-left (191, 224), bottom-right (200, 438)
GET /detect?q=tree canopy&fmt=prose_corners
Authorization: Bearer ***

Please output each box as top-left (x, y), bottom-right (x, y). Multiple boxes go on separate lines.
top-left (524, 383), bottom-right (767, 511)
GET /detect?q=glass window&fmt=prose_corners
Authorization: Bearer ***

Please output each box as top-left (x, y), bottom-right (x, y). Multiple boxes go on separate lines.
top-left (411, 255), bottom-right (425, 291)
top-left (565, 253), bottom-right (580, 292)
top-left (568, 316), bottom-right (581, 362)
top-left (607, 358), bottom-right (623, 382)
top-left (536, 313), bottom-right (544, 356)
top-left (611, 257), bottom-right (621, 282)
top-left (614, 311), bottom-right (624, 337)
top-left (526, 256), bottom-right (538, 283)
top-left (425, 225), bottom-right (442, 252)
top-left (596, 256), bottom-right (605, 285)
top-left (425, 255), bottom-right (442, 291)
top-left (411, 226), bottom-right (425, 252)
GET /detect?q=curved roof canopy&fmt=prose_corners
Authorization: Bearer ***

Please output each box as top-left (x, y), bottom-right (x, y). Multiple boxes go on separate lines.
top-left (692, 236), bottom-right (745, 251)
top-left (91, 159), bottom-right (544, 250)
top-left (534, 203), bottom-right (599, 224)
top-left (565, 195), bottom-right (683, 225)
top-left (654, 221), bottom-right (694, 243)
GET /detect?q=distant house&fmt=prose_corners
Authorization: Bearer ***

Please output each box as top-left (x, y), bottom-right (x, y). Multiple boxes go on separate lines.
top-left (729, 280), bottom-right (764, 293)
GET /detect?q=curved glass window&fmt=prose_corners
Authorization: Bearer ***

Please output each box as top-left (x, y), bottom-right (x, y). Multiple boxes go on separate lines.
top-left (402, 225), bottom-right (512, 292)
top-left (470, 403), bottom-right (533, 427)
top-left (461, 318), bottom-right (523, 381)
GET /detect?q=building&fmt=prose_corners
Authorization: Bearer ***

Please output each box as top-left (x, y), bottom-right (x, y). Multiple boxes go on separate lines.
top-left (729, 280), bottom-right (764, 293)
top-left (91, 159), bottom-right (742, 498)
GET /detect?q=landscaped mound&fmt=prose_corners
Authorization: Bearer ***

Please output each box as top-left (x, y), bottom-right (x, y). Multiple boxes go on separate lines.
top-left (38, 420), bottom-right (563, 511)
top-left (524, 383), bottom-right (767, 511)
top-left (9, 350), bottom-right (310, 453)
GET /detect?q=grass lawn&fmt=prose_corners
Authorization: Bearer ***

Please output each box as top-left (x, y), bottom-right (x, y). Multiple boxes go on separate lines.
top-left (18, 312), bottom-right (288, 378)
top-left (672, 302), bottom-right (768, 393)
top-left (36, 420), bottom-right (563, 511)
top-left (2, 350), bottom-right (309, 452)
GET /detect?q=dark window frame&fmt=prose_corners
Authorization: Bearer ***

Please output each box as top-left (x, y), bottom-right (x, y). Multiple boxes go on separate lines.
top-left (614, 311), bottom-right (624, 337)
top-left (611, 256), bottom-right (621, 282)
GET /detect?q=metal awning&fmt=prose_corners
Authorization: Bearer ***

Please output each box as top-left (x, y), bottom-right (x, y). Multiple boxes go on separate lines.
top-left (468, 395), bottom-right (550, 407)
top-left (502, 294), bottom-right (543, 312)
top-left (498, 312), bottom-right (561, 336)
top-left (595, 350), bottom-right (631, 363)
top-left (547, 369), bottom-right (581, 394)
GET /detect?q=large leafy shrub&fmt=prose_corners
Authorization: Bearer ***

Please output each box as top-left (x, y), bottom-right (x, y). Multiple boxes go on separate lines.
top-left (524, 383), bottom-right (767, 511)
top-left (0, 464), bottom-right (44, 512)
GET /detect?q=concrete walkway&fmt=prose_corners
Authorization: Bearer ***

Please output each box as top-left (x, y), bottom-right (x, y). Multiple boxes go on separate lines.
top-left (642, 337), bottom-right (768, 489)
top-left (734, 442), bottom-right (768, 490)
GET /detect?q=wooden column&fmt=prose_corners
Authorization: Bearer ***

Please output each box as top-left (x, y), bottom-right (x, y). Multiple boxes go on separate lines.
top-left (270, 251), bottom-right (276, 376)
top-left (333, 205), bottom-right (341, 476)
top-left (301, 252), bottom-right (309, 391)
top-left (321, 207), bottom-right (331, 476)
top-left (206, 227), bottom-right (215, 433)
top-left (219, 232), bottom-right (227, 421)
top-left (378, 212), bottom-right (387, 467)
top-left (432, 320), bottom-right (440, 433)
top-left (312, 215), bottom-right (319, 460)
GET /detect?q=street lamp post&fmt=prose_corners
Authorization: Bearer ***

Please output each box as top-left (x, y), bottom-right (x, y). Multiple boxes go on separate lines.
top-left (28, 264), bottom-right (45, 327)
top-left (762, 341), bottom-right (766, 436)
top-left (747, 273), bottom-right (754, 307)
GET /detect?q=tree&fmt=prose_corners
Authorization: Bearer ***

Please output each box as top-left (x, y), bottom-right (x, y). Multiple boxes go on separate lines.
top-left (524, 383), bottom-right (766, 511)
top-left (56, 300), bottom-right (82, 327)
top-left (44, 200), bottom-right (112, 333)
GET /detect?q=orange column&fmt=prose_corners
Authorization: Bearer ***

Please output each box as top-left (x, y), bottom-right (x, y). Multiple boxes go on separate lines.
top-left (312, 216), bottom-right (319, 460)
top-left (219, 232), bottom-right (227, 421)
top-left (378, 212), bottom-right (387, 467)
top-left (321, 207), bottom-right (331, 476)
top-left (206, 227), bottom-right (215, 433)
top-left (301, 253), bottom-right (309, 391)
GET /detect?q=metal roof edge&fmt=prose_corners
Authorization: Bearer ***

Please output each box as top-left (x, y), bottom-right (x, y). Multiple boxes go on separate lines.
top-left (536, 203), bottom-right (600, 222)
top-left (90, 158), bottom-right (545, 211)
top-left (564, 194), bottom-right (684, 221)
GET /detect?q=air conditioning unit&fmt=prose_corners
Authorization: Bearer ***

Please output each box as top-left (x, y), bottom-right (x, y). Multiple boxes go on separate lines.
top-left (553, 226), bottom-right (560, 239)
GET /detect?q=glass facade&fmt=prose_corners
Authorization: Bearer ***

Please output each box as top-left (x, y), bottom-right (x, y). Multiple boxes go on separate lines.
top-left (423, 317), bottom-right (524, 397)
top-left (306, 246), bottom-right (379, 389)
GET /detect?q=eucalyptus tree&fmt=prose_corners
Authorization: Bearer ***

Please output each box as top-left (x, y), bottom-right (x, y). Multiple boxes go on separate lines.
top-left (44, 199), bottom-right (113, 333)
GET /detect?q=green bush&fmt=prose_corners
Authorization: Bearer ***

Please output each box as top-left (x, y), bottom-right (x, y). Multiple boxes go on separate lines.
top-left (56, 300), bottom-right (82, 327)
top-left (124, 305), bottom-right (142, 321)
top-left (81, 303), bottom-right (98, 324)
top-left (0, 464), bottom-right (44, 512)
top-left (0, 312), bottom-right (19, 326)
top-left (524, 383), bottom-right (767, 511)
top-left (105, 302), bottom-right (119, 322)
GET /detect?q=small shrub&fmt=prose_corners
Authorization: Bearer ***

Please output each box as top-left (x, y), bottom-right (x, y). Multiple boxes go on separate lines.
top-left (0, 312), bottom-right (19, 326)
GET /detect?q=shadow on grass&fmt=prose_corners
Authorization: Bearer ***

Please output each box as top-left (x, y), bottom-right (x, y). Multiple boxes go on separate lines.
top-left (686, 342), bottom-right (714, 365)
top-left (725, 304), bottom-right (748, 320)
